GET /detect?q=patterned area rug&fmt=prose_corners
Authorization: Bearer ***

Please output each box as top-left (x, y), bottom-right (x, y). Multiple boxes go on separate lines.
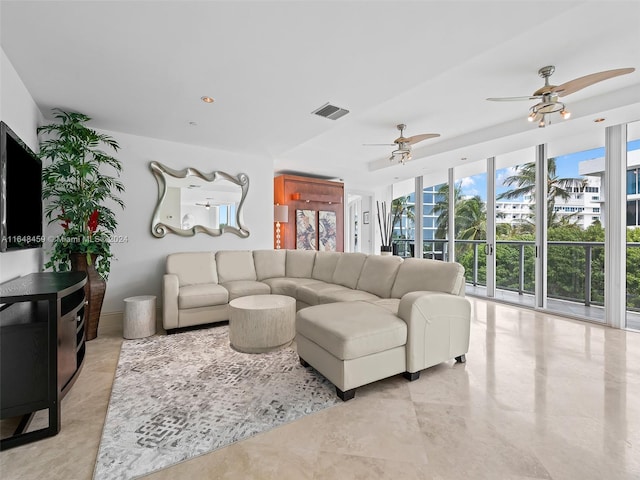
top-left (94, 325), bottom-right (340, 480)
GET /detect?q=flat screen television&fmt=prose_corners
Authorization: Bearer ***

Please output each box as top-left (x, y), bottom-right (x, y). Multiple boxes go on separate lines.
top-left (0, 121), bottom-right (44, 251)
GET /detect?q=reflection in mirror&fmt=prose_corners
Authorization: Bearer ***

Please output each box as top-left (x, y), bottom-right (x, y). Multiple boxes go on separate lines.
top-left (150, 161), bottom-right (250, 238)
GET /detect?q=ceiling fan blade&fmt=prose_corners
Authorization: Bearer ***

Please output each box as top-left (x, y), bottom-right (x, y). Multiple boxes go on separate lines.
top-left (406, 133), bottom-right (440, 145)
top-left (487, 95), bottom-right (542, 102)
top-left (554, 67), bottom-right (635, 97)
top-left (363, 143), bottom-right (396, 146)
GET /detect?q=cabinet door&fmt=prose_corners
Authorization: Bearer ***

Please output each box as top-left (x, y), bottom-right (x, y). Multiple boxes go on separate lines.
top-left (0, 323), bottom-right (49, 418)
top-left (58, 312), bottom-right (77, 391)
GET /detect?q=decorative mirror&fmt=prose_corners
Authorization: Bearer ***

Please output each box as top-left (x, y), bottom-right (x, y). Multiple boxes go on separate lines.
top-left (150, 161), bottom-right (250, 238)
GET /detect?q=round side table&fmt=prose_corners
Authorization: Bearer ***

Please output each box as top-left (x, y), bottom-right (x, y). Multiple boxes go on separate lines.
top-left (228, 294), bottom-right (296, 353)
top-left (123, 295), bottom-right (157, 339)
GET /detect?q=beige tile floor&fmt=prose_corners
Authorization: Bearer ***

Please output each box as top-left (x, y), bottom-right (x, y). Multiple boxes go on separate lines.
top-left (1, 297), bottom-right (639, 479)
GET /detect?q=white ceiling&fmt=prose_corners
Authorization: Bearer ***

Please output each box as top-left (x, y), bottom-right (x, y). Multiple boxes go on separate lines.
top-left (2, 1), bottom-right (639, 190)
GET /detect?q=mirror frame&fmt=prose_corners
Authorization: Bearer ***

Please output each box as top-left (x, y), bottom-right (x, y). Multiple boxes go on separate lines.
top-left (150, 161), bottom-right (250, 238)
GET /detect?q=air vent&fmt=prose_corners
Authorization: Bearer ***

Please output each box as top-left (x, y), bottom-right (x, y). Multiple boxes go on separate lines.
top-left (311, 102), bottom-right (349, 120)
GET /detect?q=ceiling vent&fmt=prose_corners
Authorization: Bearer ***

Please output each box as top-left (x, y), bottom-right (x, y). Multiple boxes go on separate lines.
top-left (311, 102), bottom-right (349, 120)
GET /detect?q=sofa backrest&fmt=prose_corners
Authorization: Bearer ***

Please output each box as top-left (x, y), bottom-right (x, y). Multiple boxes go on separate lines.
top-left (332, 252), bottom-right (367, 289)
top-left (215, 250), bottom-right (257, 283)
top-left (253, 250), bottom-right (286, 280)
top-left (391, 258), bottom-right (465, 298)
top-left (356, 255), bottom-right (403, 298)
top-left (166, 252), bottom-right (218, 286)
top-left (285, 250), bottom-right (316, 278)
top-left (311, 251), bottom-right (341, 283)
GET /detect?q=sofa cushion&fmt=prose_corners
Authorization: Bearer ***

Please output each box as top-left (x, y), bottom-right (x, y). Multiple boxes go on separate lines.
top-left (216, 251), bottom-right (257, 283)
top-left (318, 289), bottom-right (380, 304)
top-left (356, 255), bottom-right (403, 298)
top-left (366, 298), bottom-right (400, 315)
top-left (220, 280), bottom-right (271, 301)
top-left (167, 252), bottom-right (218, 286)
top-left (253, 250), bottom-right (286, 280)
top-left (332, 252), bottom-right (367, 289)
top-left (178, 284), bottom-right (228, 309)
top-left (391, 258), bottom-right (465, 298)
top-left (262, 277), bottom-right (321, 297)
top-left (296, 301), bottom-right (407, 360)
top-left (296, 282), bottom-right (349, 306)
top-left (311, 251), bottom-right (341, 283)
top-left (285, 250), bottom-right (316, 278)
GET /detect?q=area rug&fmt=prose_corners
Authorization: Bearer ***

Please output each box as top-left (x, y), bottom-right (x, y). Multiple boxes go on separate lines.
top-left (93, 325), bottom-right (340, 480)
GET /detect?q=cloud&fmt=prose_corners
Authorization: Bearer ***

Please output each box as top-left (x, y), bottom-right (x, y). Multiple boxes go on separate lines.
top-left (496, 166), bottom-right (519, 187)
top-left (459, 177), bottom-right (475, 188)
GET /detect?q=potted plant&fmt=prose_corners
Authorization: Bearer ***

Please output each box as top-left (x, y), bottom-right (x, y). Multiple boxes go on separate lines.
top-left (38, 109), bottom-right (125, 340)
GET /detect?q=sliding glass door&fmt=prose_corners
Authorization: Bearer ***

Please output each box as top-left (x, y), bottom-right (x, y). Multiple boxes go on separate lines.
top-left (493, 148), bottom-right (537, 307)
top-left (626, 121), bottom-right (640, 331)
top-left (544, 137), bottom-right (606, 323)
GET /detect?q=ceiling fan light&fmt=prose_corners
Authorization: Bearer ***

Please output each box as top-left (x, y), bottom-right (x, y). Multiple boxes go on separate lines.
top-left (528, 113), bottom-right (536, 122)
top-left (561, 109), bottom-right (571, 119)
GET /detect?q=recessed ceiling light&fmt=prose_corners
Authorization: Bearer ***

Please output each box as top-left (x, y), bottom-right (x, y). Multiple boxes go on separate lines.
top-left (594, 118), bottom-right (605, 123)
top-left (201, 96), bottom-right (214, 104)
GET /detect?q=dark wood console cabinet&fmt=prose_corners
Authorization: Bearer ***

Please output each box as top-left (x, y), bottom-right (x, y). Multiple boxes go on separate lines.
top-left (0, 272), bottom-right (87, 450)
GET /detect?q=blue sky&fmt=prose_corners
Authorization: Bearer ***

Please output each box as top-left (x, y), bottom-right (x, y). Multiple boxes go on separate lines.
top-left (458, 139), bottom-right (640, 201)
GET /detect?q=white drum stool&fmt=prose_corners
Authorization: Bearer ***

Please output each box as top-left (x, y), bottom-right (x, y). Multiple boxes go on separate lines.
top-left (123, 295), bottom-right (157, 339)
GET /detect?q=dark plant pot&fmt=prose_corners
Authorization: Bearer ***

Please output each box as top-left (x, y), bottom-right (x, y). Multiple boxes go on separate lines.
top-left (380, 245), bottom-right (393, 256)
top-left (70, 253), bottom-right (106, 341)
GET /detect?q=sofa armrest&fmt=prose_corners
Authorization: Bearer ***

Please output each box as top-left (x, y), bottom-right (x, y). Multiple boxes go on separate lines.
top-left (397, 291), bottom-right (471, 373)
top-left (163, 274), bottom-right (180, 330)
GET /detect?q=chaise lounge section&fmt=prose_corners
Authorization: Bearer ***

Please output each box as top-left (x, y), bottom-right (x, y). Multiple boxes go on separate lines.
top-left (163, 249), bottom-right (471, 400)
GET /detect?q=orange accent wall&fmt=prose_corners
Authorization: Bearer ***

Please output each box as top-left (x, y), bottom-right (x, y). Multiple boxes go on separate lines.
top-left (274, 174), bottom-right (344, 251)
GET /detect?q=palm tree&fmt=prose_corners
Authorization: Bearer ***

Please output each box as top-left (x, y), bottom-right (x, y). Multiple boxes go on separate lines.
top-left (456, 195), bottom-right (487, 240)
top-left (433, 184), bottom-right (487, 240)
top-left (497, 158), bottom-right (585, 226)
top-left (390, 196), bottom-right (414, 239)
top-left (433, 182), bottom-right (463, 239)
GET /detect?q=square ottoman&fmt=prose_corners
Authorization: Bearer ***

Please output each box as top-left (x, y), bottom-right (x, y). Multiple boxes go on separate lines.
top-left (295, 301), bottom-right (408, 400)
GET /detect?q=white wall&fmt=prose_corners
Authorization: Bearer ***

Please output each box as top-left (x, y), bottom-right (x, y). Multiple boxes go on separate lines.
top-left (66, 130), bottom-right (274, 313)
top-left (0, 48), bottom-right (44, 283)
top-left (2, 48), bottom-right (273, 312)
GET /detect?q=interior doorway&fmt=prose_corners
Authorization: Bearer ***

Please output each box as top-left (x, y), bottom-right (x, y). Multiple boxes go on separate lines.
top-left (346, 192), bottom-right (373, 254)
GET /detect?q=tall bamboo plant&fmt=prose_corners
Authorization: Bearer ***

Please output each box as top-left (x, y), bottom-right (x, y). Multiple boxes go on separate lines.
top-left (376, 201), bottom-right (393, 248)
top-left (39, 109), bottom-right (124, 279)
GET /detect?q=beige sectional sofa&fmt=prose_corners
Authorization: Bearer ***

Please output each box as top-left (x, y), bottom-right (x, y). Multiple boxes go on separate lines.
top-left (163, 249), bottom-right (471, 400)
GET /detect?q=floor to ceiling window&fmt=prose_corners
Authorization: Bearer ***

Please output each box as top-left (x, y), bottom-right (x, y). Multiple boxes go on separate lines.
top-left (626, 122), bottom-right (640, 331)
top-left (390, 193), bottom-right (415, 257)
top-left (421, 184), bottom-right (445, 259)
top-left (543, 138), bottom-right (606, 323)
top-left (400, 123), bottom-right (636, 331)
top-left (452, 163), bottom-right (487, 286)
top-left (493, 147), bottom-right (537, 307)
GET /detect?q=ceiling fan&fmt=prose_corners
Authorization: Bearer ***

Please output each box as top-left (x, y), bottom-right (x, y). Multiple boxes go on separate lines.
top-left (487, 65), bottom-right (635, 128)
top-left (364, 124), bottom-right (440, 165)
top-left (196, 201), bottom-right (211, 210)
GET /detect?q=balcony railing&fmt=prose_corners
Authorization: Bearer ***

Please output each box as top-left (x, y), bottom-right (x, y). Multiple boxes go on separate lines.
top-left (392, 238), bottom-right (640, 313)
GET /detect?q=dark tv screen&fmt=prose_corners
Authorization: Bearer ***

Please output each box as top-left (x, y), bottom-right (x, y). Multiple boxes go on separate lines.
top-left (0, 121), bottom-right (43, 251)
